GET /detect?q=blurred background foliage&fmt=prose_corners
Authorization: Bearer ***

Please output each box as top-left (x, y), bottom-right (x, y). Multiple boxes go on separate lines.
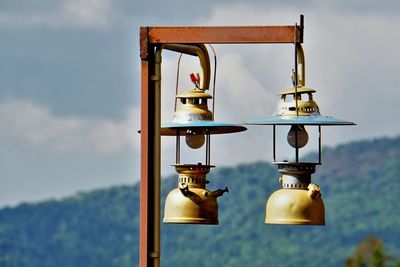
top-left (346, 237), bottom-right (400, 267)
top-left (0, 135), bottom-right (399, 266)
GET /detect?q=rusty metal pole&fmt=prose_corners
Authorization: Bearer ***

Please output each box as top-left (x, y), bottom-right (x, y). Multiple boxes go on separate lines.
top-left (140, 27), bottom-right (161, 267)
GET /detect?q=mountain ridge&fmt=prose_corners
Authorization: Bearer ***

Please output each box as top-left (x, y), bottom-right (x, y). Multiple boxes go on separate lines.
top-left (0, 135), bottom-right (399, 267)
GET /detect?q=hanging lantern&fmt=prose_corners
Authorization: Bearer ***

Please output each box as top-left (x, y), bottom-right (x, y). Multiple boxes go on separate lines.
top-left (245, 44), bottom-right (355, 225)
top-left (161, 44), bottom-right (246, 224)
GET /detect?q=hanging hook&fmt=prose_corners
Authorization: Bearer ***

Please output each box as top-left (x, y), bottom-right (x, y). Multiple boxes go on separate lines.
top-left (174, 53), bottom-right (183, 112)
top-left (163, 44), bottom-right (211, 90)
top-left (296, 44), bottom-right (306, 87)
top-left (207, 44), bottom-right (217, 119)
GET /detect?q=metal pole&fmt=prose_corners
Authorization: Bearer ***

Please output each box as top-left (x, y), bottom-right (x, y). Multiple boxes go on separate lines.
top-left (318, 125), bottom-right (322, 164)
top-left (176, 132), bottom-right (180, 164)
top-left (139, 41), bottom-right (161, 267)
top-left (273, 125), bottom-right (276, 162)
top-left (139, 57), bottom-right (151, 267)
top-left (151, 46), bottom-right (162, 267)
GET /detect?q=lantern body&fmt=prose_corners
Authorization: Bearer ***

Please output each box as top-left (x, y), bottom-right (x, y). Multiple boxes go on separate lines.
top-left (266, 188), bottom-right (325, 225)
top-left (265, 163), bottom-right (325, 225)
top-left (163, 164), bottom-right (229, 224)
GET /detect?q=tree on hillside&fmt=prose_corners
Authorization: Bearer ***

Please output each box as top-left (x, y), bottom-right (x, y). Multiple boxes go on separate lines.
top-left (345, 237), bottom-right (400, 267)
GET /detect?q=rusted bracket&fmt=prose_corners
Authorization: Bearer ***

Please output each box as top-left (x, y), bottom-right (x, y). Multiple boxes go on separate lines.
top-left (140, 15), bottom-right (304, 61)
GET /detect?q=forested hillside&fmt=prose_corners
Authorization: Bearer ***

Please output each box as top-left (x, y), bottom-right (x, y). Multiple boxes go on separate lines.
top-left (0, 136), bottom-right (399, 267)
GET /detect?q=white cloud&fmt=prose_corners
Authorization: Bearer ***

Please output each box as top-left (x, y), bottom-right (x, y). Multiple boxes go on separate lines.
top-left (0, 99), bottom-right (138, 154)
top-left (214, 51), bottom-right (277, 120)
top-left (202, 3), bottom-right (300, 25)
top-left (0, 0), bottom-right (112, 29)
top-left (62, 0), bottom-right (112, 28)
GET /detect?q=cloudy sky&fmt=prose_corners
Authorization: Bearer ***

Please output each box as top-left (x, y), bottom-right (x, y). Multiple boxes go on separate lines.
top-left (0, 0), bottom-right (399, 207)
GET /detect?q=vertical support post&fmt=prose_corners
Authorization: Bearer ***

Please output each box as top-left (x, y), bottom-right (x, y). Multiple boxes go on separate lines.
top-left (318, 125), bottom-right (322, 164)
top-left (139, 58), bottom-right (150, 267)
top-left (152, 46), bottom-right (162, 267)
top-left (176, 132), bottom-right (180, 164)
top-left (295, 127), bottom-right (299, 163)
top-left (206, 132), bottom-right (211, 165)
top-left (272, 125), bottom-right (276, 162)
top-left (140, 39), bottom-right (161, 267)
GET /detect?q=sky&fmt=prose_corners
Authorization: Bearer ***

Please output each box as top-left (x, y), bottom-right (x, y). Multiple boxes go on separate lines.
top-left (0, 0), bottom-right (399, 207)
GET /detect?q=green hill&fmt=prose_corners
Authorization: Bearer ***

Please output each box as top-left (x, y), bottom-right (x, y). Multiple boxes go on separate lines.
top-left (0, 136), bottom-right (399, 267)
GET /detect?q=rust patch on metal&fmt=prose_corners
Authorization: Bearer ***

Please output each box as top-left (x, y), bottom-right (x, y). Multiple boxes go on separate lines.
top-left (140, 27), bottom-right (149, 60)
top-left (146, 26), bottom-right (302, 44)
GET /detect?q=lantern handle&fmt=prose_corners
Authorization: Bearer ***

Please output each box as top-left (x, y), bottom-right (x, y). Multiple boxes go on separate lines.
top-left (293, 42), bottom-right (305, 118)
top-left (164, 43), bottom-right (211, 90)
top-left (295, 43), bottom-right (305, 87)
top-left (207, 44), bottom-right (217, 119)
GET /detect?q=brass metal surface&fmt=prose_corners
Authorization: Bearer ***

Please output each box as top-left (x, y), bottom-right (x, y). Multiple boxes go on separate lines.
top-left (265, 186), bottom-right (325, 225)
top-left (176, 89), bottom-right (213, 98)
top-left (274, 86), bottom-right (320, 116)
top-left (172, 89), bottom-right (213, 123)
top-left (265, 163), bottom-right (325, 225)
top-left (163, 187), bottom-right (220, 224)
top-left (163, 164), bottom-right (228, 224)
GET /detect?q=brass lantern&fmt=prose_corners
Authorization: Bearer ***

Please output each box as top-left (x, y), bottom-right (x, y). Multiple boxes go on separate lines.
top-left (161, 44), bottom-right (246, 224)
top-left (245, 44), bottom-right (355, 225)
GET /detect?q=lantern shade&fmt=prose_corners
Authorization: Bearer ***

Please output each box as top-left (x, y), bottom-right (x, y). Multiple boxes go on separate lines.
top-left (244, 115), bottom-right (355, 126)
top-left (161, 121), bottom-right (247, 136)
